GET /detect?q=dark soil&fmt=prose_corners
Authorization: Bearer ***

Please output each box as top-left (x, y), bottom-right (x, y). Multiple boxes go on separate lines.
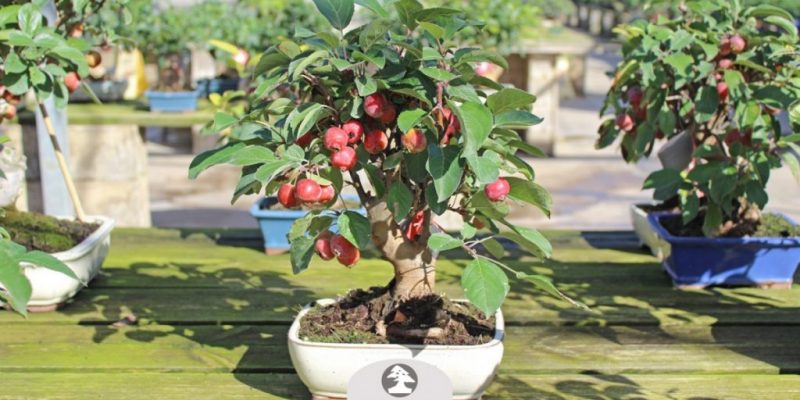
top-left (299, 286), bottom-right (496, 346)
top-left (663, 213), bottom-right (800, 238)
top-left (637, 197), bottom-right (680, 213)
top-left (1, 208), bottom-right (99, 253)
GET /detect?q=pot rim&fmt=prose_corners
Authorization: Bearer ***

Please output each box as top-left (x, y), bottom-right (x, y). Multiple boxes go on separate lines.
top-left (649, 212), bottom-right (800, 245)
top-left (288, 298), bottom-right (505, 350)
top-left (50, 215), bottom-right (115, 261)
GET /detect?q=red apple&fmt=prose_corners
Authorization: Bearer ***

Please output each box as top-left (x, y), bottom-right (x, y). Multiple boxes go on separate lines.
top-left (86, 51), bottom-right (102, 68)
top-left (717, 82), bottom-right (729, 102)
top-left (233, 49), bottom-right (250, 65)
top-left (616, 113), bottom-right (635, 132)
top-left (3, 104), bottom-right (16, 120)
top-left (295, 132), bottom-right (315, 148)
top-left (331, 147), bottom-right (358, 171)
top-left (379, 103), bottom-right (397, 124)
top-left (315, 231), bottom-right (335, 260)
top-left (402, 128), bottom-right (427, 153)
top-left (341, 119), bottom-right (365, 144)
top-left (474, 61), bottom-right (497, 77)
top-left (435, 107), bottom-right (460, 143)
top-left (485, 178), bottom-right (510, 202)
top-left (70, 23), bottom-right (84, 38)
top-left (719, 36), bottom-right (732, 56)
top-left (277, 184), bottom-right (299, 208)
top-left (295, 179), bottom-right (322, 203)
top-left (404, 210), bottom-right (425, 241)
top-left (634, 106), bottom-right (647, 121)
top-left (324, 127), bottom-right (349, 151)
top-left (627, 86), bottom-right (644, 107)
top-left (364, 93), bottom-right (387, 118)
top-left (330, 234), bottom-right (360, 267)
top-left (730, 34), bottom-right (746, 54)
top-left (364, 130), bottom-right (389, 154)
top-left (64, 72), bottom-right (81, 93)
top-left (318, 185), bottom-right (336, 203)
top-left (718, 58), bottom-right (734, 70)
top-left (2, 91), bottom-right (20, 106)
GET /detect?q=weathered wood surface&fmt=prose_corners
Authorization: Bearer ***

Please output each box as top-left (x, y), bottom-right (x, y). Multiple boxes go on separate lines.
top-left (17, 102), bottom-right (213, 127)
top-left (1, 228), bottom-right (797, 399)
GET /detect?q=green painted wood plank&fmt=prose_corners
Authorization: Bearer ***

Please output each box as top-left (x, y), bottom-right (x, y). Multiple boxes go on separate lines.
top-left (0, 324), bottom-right (796, 375)
top-left (17, 103), bottom-right (214, 127)
top-left (0, 373), bottom-right (798, 400)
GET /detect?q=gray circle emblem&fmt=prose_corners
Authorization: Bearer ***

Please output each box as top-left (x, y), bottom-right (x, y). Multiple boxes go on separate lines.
top-left (381, 363), bottom-right (419, 397)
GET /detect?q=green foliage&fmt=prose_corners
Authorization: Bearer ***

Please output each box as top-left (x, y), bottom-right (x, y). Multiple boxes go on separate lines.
top-left (191, 0), bottom-right (576, 315)
top-left (598, 0), bottom-right (800, 236)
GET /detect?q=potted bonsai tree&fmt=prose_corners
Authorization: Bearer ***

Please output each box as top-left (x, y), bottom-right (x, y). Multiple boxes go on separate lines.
top-left (597, 0), bottom-right (800, 287)
top-left (0, 1), bottom-right (122, 310)
top-left (134, 6), bottom-right (200, 112)
top-left (190, 0), bottom-right (581, 397)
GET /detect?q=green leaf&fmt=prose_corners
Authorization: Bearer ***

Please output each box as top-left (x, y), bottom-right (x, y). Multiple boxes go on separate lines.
top-left (355, 0), bottom-right (389, 17)
top-left (355, 76), bottom-right (378, 96)
top-left (4, 53), bottom-right (26, 74)
top-left (16, 251), bottom-right (79, 283)
top-left (516, 272), bottom-right (586, 310)
top-left (746, 5), bottom-right (795, 21)
top-left (426, 145), bottom-right (464, 200)
top-left (17, 3), bottom-right (41, 35)
top-left (702, 203), bottom-right (723, 237)
top-left (502, 225), bottom-right (552, 258)
top-left (388, 181), bottom-right (413, 223)
top-left (397, 108), bottom-right (427, 133)
top-left (461, 259), bottom-right (509, 316)
top-left (471, 191), bottom-right (509, 220)
top-left (505, 177), bottom-right (552, 217)
top-left (494, 111), bottom-right (543, 128)
top-left (664, 53), bottom-right (693, 76)
top-left (337, 211), bottom-right (371, 249)
top-left (394, 0), bottom-right (423, 30)
top-left (213, 112), bottom-right (238, 131)
top-left (487, 88), bottom-right (536, 114)
top-left (289, 236), bottom-right (316, 274)
top-left (0, 249), bottom-right (31, 316)
top-left (643, 168), bottom-right (684, 201)
top-left (446, 84), bottom-right (480, 103)
top-left (764, 16), bottom-right (797, 39)
top-left (420, 67), bottom-right (457, 82)
top-left (453, 102), bottom-right (492, 156)
top-left (359, 19), bottom-right (390, 50)
top-left (427, 232), bottom-right (463, 251)
top-left (188, 142), bottom-right (247, 179)
top-left (312, 0), bottom-right (354, 30)
top-left (482, 238), bottom-right (505, 258)
top-left (289, 50), bottom-right (328, 80)
top-left (694, 85), bottom-right (720, 123)
top-left (466, 153), bottom-right (500, 184)
top-left (230, 146), bottom-right (273, 166)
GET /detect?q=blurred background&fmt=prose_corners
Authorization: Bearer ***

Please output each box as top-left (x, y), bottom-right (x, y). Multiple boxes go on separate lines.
top-left (4, 0), bottom-right (799, 231)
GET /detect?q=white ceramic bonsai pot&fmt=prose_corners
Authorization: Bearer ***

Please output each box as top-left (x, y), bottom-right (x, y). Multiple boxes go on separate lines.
top-left (23, 216), bottom-right (115, 309)
top-left (288, 299), bottom-right (505, 400)
top-left (630, 204), bottom-right (672, 260)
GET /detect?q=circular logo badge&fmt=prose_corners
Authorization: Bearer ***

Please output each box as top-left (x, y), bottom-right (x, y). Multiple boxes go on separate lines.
top-left (381, 363), bottom-right (419, 397)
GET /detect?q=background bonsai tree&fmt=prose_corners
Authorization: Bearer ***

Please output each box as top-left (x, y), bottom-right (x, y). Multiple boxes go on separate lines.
top-left (130, 6), bottom-right (196, 92)
top-left (0, 0), bottom-right (128, 315)
top-left (191, 0), bottom-right (580, 321)
top-left (598, 0), bottom-right (800, 237)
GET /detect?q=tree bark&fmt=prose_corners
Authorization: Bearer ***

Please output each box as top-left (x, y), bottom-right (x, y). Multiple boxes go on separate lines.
top-left (366, 200), bottom-right (435, 300)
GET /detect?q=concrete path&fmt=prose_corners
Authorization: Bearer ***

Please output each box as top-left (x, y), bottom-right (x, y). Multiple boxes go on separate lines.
top-left (147, 47), bottom-right (800, 230)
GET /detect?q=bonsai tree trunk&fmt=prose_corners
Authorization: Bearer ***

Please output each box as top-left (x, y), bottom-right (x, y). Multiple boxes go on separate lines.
top-left (366, 200), bottom-right (435, 301)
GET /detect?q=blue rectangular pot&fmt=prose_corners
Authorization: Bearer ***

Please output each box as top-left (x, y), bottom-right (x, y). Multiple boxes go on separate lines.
top-left (250, 196), bottom-right (365, 252)
top-left (145, 90), bottom-right (199, 112)
top-left (196, 78), bottom-right (240, 98)
top-left (648, 213), bottom-right (800, 288)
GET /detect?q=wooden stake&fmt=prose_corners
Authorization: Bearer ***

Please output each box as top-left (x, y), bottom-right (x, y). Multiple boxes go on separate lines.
top-left (37, 102), bottom-right (86, 222)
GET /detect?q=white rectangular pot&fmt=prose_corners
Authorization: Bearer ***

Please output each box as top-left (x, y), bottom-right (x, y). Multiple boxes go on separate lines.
top-left (23, 216), bottom-right (115, 307)
top-left (630, 204), bottom-right (671, 260)
top-left (288, 299), bottom-right (505, 400)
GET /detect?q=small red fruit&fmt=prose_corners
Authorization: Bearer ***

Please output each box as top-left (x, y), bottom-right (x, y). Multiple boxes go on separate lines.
top-left (86, 50), bottom-right (102, 68)
top-left (627, 86), bottom-right (644, 107)
top-left (65, 72), bottom-right (81, 93)
top-left (718, 59), bottom-right (734, 70)
top-left (330, 234), bottom-right (360, 267)
top-left (402, 128), bottom-right (427, 153)
top-left (405, 210), bottom-right (425, 241)
top-left (485, 178), bottom-right (511, 202)
top-left (435, 107), bottom-right (461, 144)
top-left (295, 179), bottom-right (322, 203)
top-left (364, 93), bottom-right (387, 119)
top-left (730, 34), bottom-right (746, 54)
top-left (341, 119), bottom-right (365, 144)
top-left (717, 82), bottom-right (729, 101)
top-left (277, 184), bottom-right (299, 208)
top-left (324, 127), bottom-right (349, 151)
top-left (379, 103), bottom-right (397, 124)
top-left (634, 106), bottom-right (647, 121)
top-left (315, 231), bottom-right (335, 260)
top-left (295, 132), bottom-right (315, 148)
top-left (233, 49), bottom-right (250, 65)
top-left (4, 104), bottom-right (16, 120)
top-left (318, 185), bottom-right (336, 203)
top-left (364, 130), bottom-right (389, 154)
top-left (70, 23), bottom-right (84, 38)
top-left (719, 36), bottom-right (732, 56)
top-left (616, 113), bottom-right (635, 132)
top-left (3, 91), bottom-right (21, 106)
top-left (331, 147), bottom-right (358, 171)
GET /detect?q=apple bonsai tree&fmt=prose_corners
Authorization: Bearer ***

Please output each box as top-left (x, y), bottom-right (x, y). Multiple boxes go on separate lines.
top-left (191, 0), bottom-right (579, 331)
top-left (0, 0), bottom-right (130, 315)
top-left (598, 0), bottom-right (800, 237)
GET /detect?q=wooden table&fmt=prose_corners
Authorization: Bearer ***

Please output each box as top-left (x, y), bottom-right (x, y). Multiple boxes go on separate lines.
top-left (0, 228), bottom-right (798, 399)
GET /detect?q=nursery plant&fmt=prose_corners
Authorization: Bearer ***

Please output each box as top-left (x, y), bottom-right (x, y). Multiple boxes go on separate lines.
top-left (0, 1), bottom-right (127, 314)
top-left (191, 0), bottom-right (579, 328)
top-left (598, 0), bottom-right (800, 237)
top-left (131, 6), bottom-right (196, 92)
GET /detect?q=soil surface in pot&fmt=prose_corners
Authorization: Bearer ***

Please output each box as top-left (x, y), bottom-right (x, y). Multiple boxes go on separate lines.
top-left (637, 197), bottom-right (679, 213)
top-left (663, 213), bottom-right (800, 238)
top-left (299, 286), bottom-right (496, 346)
top-left (1, 208), bottom-right (99, 253)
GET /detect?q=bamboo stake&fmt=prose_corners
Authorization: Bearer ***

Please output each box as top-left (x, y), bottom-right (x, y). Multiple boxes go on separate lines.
top-left (37, 102), bottom-right (86, 222)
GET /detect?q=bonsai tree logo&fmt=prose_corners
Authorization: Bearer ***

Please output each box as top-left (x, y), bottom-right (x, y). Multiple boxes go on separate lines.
top-left (382, 364), bottom-right (418, 397)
